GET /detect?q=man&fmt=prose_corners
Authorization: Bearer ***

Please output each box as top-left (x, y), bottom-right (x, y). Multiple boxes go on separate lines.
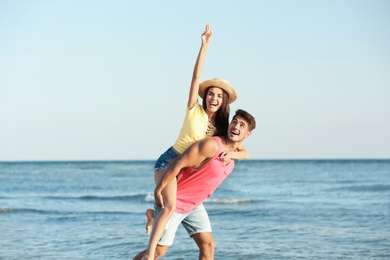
top-left (134, 109), bottom-right (256, 260)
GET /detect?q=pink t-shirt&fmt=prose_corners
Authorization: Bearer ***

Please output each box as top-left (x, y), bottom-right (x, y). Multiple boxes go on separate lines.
top-left (175, 136), bottom-right (235, 213)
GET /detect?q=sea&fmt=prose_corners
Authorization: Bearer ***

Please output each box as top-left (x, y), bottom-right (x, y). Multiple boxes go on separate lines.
top-left (0, 160), bottom-right (389, 260)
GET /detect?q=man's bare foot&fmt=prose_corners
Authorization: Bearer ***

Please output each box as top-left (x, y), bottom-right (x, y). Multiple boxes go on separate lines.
top-left (145, 209), bottom-right (154, 235)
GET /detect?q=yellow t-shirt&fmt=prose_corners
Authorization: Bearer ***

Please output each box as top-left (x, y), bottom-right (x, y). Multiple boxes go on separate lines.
top-left (172, 103), bottom-right (216, 154)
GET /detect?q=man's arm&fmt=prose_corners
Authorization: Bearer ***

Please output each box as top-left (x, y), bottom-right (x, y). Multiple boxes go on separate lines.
top-left (154, 137), bottom-right (219, 208)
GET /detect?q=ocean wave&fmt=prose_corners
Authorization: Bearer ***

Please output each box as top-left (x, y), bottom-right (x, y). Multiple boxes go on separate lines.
top-left (43, 194), bottom-right (149, 201)
top-left (144, 192), bottom-right (154, 202)
top-left (0, 193), bottom-right (154, 203)
top-left (78, 194), bottom-right (146, 201)
top-left (331, 184), bottom-right (390, 193)
top-left (204, 198), bottom-right (262, 204)
top-left (0, 207), bottom-right (137, 215)
top-left (0, 208), bottom-right (46, 214)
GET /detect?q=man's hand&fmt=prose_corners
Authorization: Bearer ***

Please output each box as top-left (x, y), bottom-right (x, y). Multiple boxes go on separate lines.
top-left (154, 188), bottom-right (164, 208)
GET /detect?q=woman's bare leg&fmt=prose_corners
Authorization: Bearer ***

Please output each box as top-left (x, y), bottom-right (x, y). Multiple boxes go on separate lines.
top-left (142, 170), bottom-right (177, 260)
top-left (145, 209), bottom-right (154, 235)
top-left (144, 168), bottom-right (165, 234)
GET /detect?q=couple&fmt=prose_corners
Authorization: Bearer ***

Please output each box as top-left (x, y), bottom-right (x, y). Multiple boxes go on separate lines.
top-left (133, 24), bottom-right (256, 260)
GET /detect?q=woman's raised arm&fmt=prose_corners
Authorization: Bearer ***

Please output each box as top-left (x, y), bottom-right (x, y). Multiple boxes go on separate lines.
top-left (187, 24), bottom-right (213, 110)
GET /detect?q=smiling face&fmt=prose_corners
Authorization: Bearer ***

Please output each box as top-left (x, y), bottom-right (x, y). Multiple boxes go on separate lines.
top-left (227, 115), bottom-right (252, 142)
top-left (204, 87), bottom-right (224, 113)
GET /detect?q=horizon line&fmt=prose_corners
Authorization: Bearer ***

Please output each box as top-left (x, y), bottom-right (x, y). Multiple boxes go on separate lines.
top-left (1, 158), bottom-right (389, 163)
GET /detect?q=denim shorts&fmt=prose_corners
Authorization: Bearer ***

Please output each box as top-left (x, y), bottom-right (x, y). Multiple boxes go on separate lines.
top-left (154, 146), bottom-right (179, 171)
top-left (154, 203), bottom-right (212, 246)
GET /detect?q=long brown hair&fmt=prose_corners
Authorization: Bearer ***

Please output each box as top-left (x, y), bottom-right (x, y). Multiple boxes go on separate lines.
top-left (202, 87), bottom-right (230, 137)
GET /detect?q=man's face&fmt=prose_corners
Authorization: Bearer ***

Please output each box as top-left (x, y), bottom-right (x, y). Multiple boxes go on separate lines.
top-left (227, 115), bottom-right (252, 142)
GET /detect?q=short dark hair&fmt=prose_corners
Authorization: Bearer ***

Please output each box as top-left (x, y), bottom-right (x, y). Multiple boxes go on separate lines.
top-left (233, 109), bottom-right (256, 131)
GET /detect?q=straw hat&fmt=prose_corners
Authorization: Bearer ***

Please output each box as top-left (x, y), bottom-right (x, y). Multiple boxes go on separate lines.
top-left (198, 78), bottom-right (237, 104)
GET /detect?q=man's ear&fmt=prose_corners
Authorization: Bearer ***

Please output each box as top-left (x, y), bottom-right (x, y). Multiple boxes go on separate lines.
top-left (245, 131), bottom-right (252, 138)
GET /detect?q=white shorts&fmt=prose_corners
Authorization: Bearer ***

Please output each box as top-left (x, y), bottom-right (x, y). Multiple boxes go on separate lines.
top-left (154, 203), bottom-right (212, 246)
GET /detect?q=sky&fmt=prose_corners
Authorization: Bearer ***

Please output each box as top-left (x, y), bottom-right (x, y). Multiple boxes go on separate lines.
top-left (1, 0), bottom-right (389, 161)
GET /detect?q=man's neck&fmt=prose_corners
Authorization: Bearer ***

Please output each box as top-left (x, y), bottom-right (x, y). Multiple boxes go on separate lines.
top-left (220, 136), bottom-right (241, 152)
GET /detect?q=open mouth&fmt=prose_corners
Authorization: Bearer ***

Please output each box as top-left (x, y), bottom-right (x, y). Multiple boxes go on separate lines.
top-left (209, 102), bottom-right (217, 108)
top-left (230, 130), bottom-right (239, 136)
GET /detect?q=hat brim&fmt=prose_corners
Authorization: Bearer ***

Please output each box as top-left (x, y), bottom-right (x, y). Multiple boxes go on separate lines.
top-left (198, 78), bottom-right (237, 104)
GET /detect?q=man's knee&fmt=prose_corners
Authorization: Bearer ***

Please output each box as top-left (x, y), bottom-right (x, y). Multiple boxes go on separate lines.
top-left (198, 240), bottom-right (215, 259)
top-left (201, 239), bottom-right (215, 252)
top-left (193, 232), bottom-right (215, 255)
top-left (155, 245), bottom-right (169, 259)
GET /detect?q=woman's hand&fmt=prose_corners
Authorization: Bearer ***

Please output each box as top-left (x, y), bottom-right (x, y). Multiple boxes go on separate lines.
top-left (218, 152), bottom-right (232, 164)
top-left (154, 188), bottom-right (164, 208)
top-left (201, 24), bottom-right (213, 45)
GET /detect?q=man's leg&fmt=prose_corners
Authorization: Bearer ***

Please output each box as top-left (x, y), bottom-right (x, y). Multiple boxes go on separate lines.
top-left (181, 204), bottom-right (214, 260)
top-left (192, 232), bottom-right (215, 260)
top-left (132, 245), bottom-right (170, 260)
top-left (133, 250), bottom-right (146, 260)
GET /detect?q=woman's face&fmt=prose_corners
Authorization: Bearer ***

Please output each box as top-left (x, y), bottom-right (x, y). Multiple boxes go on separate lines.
top-left (205, 87), bottom-right (224, 113)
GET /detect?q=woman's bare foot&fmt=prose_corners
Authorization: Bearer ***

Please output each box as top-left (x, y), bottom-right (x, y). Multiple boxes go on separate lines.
top-left (145, 209), bottom-right (154, 235)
